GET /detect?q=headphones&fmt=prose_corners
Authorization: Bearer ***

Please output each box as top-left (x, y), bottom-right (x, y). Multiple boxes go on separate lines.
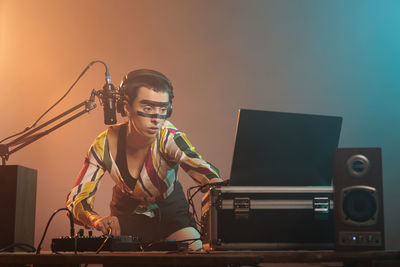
top-left (117, 69), bottom-right (174, 118)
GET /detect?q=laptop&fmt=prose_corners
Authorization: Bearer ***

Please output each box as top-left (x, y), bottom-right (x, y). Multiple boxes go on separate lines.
top-left (229, 109), bottom-right (342, 186)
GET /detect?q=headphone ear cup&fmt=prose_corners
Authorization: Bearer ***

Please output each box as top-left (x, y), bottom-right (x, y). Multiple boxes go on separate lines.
top-left (117, 99), bottom-right (126, 117)
top-left (116, 86), bottom-right (127, 117)
top-left (167, 102), bottom-right (173, 118)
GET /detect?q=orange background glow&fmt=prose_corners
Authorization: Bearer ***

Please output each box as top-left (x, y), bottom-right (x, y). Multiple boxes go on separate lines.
top-left (1, 0), bottom-right (399, 250)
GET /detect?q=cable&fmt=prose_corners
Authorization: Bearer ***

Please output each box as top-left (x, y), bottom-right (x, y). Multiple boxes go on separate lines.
top-left (0, 60), bottom-right (109, 144)
top-left (173, 238), bottom-right (201, 245)
top-left (187, 181), bottom-right (229, 236)
top-left (95, 227), bottom-right (112, 254)
top-left (0, 242), bottom-right (36, 253)
top-left (144, 238), bottom-right (200, 252)
top-left (187, 185), bottom-right (204, 231)
top-left (81, 227), bottom-right (113, 267)
top-left (36, 207), bottom-right (75, 254)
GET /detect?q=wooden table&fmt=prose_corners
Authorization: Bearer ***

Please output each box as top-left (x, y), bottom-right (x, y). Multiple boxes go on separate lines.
top-left (0, 250), bottom-right (399, 266)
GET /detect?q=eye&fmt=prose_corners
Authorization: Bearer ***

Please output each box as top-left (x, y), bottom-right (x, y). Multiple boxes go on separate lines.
top-left (160, 107), bottom-right (168, 114)
top-left (143, 106), bottom-right (152, 113)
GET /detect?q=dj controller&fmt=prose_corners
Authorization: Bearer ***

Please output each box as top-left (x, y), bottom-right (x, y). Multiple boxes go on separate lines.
top-left (51, 235), bottom-right (188, 252)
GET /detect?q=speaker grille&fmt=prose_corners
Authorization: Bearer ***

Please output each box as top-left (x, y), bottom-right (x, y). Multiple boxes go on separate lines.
top-left (341, 186), bottom-right (378, 225)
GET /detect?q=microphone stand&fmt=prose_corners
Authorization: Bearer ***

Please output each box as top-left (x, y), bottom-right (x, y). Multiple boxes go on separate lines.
top-left (0, 90), bottom-right (97, 165)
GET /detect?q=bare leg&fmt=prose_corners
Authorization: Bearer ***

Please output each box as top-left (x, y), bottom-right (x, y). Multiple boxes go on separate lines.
top-left (167, 226), bottom-right (203, 251)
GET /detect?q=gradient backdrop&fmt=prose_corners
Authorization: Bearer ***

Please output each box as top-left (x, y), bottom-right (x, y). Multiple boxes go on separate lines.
top-left (1, 0), bottom-right (399, 251)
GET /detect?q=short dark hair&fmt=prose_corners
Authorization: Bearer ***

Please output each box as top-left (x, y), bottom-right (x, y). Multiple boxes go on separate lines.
top-left (120, 69), bottom-right (174, 106)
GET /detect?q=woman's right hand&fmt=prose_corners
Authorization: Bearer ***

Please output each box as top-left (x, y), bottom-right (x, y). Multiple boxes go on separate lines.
top-left (92, 215), bottom-right (121, 236)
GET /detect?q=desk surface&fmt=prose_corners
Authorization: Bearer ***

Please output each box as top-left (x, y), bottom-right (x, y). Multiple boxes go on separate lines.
top-left (0, 250), bottom-right (399, 266)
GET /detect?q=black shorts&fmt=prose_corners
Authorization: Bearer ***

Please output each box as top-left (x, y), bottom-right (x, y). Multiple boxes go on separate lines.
top-left (110, 181), bottom-right (196, 242)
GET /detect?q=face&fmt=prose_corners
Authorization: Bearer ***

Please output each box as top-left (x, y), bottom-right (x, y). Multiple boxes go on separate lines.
top-left (125, 86), bottom-right (170, 138)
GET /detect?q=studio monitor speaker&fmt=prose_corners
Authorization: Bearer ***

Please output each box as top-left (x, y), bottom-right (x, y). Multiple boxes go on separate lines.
top-left (333, 148), bottom-right (384, 250)
top-left (0, 165), bottom-right (37, 251)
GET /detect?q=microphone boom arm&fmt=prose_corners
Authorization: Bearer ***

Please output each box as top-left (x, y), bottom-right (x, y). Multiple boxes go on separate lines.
top-left (0, 90), bottom-right (97, 165)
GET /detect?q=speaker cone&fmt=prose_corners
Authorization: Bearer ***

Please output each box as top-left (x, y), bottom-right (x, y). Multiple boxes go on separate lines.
top-left (341, 186), bottom-right (378, 225)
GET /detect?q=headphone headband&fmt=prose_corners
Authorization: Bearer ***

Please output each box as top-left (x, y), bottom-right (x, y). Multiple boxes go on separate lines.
top-left (122, 69), bottom-right (173, 91)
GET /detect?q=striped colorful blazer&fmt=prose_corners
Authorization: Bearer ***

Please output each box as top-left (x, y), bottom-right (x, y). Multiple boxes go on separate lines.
top-left (66, 121), bottom-right (222, 227)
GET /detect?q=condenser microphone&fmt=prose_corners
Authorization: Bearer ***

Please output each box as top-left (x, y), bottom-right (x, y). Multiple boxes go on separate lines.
top-left (102, 69), bottom-right (117, 125)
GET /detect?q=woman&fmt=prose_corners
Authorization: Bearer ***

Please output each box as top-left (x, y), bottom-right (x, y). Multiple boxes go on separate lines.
top-left (66, 69), bottom-right (222, 251)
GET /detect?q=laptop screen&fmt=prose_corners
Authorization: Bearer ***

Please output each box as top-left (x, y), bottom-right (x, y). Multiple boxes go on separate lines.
top-left (229, 109), bottom-right (342, 186)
